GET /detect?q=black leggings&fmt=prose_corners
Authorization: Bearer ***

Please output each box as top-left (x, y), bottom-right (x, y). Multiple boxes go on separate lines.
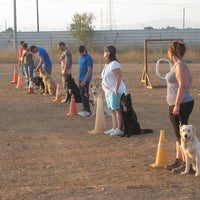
top-left (169, 100), bottom-right (194, 143)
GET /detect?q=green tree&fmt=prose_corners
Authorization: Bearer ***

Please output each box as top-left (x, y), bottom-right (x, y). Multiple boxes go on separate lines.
top-left (70, 12), bottom-right (95, 45)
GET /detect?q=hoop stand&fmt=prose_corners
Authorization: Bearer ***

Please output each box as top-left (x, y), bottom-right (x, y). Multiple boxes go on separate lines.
top-left (140, 40), bottom-right (153, 89)
top-left (140, 38), bottom-right (183, 89)
top-left (141, 67), bottom-right (153, 89)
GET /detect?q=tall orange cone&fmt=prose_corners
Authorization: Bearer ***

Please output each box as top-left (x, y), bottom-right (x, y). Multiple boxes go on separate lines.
top-left (16, 74), bottom-right (24, 88)
top-left (67, 94), bottom-right (77, 115)
top-left (150, 130), bottom-right (169, 168)
top-left (53, 84), bottom-right (62, 102)
top-left (88, 95), bottom-right (106, 134)
top-left (11, 65), bottom-right (18, 84)
top-left (27, 81), bottom-right (34, 94)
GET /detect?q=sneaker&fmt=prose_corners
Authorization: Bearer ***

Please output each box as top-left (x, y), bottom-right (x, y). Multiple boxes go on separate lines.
top-left (164, 159), bottom-right (182, 171)
top-left (61, 95), bottom-right (67, 103)
top-left (104, 128), bottom-right (115, 135)
top-left (78, 111), bottom-right (91, 117)
top-left (110, 128), bottom-right (123, 136)
top-left (61, 98), bottom-right (67, 103)
top-left (78, 111), bottom-right (86, 116)
top-left (172, 161), bottom-right (185, 173)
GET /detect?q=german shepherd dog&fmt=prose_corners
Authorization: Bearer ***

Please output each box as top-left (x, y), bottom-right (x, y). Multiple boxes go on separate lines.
top-left (62, 74), bottom-right (82, 103)
top-left (120, 93), bottom-right (153, 137)
top-left (39, 69), bottom-right (56, 96)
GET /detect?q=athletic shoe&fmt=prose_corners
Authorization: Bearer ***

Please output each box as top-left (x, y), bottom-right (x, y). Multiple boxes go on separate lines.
top-left (104, 128), bottom-right (115, 135)
top-left (172, 161), bottom-right (186, 173)
top-left (78, 111), bottom-right (91, 117)
top-left (164, 159), bottom-right (182, 171)
top-left (110, 128), bottom-right (123, 136)
top-left (61, 98), bottom-right (67, 103)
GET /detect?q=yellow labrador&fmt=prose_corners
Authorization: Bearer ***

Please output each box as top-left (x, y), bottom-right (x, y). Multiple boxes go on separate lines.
top-left (180, 125), bottom-right (200, 176)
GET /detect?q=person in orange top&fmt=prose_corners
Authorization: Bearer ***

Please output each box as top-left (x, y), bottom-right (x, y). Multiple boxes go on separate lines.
top-left (18, 41), bottom-right (24, 75)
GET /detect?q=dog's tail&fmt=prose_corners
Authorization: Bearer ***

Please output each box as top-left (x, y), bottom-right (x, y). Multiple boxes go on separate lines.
top-left (141, 129), bottom-right (154, 134)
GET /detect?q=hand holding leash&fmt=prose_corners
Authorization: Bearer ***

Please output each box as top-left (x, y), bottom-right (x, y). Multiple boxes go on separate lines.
top-left (80, 80), bottom-right (86, 87)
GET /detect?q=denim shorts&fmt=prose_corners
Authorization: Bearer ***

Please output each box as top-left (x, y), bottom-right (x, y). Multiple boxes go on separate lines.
top-left (105, 93), bottom-right (122, 110)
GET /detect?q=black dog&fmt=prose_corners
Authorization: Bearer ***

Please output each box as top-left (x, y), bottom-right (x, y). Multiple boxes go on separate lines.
top-left (120, 93), bottom-right (153, 137)
top-left (62, 74), bottom-right (82, 103)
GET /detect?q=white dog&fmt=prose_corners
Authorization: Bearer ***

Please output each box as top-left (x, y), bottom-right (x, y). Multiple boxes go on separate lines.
top-left (180, 125), bottom-right (200, 176)
top-left (90, 81), bottom-right (111, 117)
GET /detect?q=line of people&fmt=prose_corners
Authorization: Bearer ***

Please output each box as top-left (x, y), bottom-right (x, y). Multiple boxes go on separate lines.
top-left (18, 40), bottom-right (194, 174)
top-left (18, 41), bottom-right (52, 92)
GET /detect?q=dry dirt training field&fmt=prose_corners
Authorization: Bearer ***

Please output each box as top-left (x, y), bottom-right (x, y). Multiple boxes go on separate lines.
top-left (0, 62), bottom-right (200, 200)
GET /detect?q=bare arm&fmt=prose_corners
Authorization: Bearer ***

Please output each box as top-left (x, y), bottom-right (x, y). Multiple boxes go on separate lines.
top-left (35, 56), bottom-right (44, 72)
top-left (21, 50), bottom-right (26, 65)
top-left (113, 68), bottom-right (122, 96)
top-left (173, 62), bottom-right (190, 115)
top-left (63, 54), bottom-right (72, 75)
top-left (80, 66), bottom-right (92, 87)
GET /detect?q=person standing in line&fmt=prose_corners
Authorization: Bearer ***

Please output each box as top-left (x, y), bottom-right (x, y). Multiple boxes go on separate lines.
top-left (21, 43), bottom-right (34, 90)
top-left (77, 45), bottom-right (93, 117)
top-left (164, 41), bottom-right (194, 173)
top-left (57, 42), bottom-right (73, 103)
top-left (101, 45), bottom-right (126, 136)
top-left (18, 41), bottom-right (24, 75)
top-left (30, 45), bottom-right (52, 91)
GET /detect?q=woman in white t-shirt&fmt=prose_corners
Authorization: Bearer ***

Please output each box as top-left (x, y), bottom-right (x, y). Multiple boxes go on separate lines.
top-left (101, 46), bottom-right (126, 136)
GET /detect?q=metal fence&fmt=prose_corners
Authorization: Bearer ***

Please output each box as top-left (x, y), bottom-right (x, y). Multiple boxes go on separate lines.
top-left (1, 29), bottom-right (200, 51)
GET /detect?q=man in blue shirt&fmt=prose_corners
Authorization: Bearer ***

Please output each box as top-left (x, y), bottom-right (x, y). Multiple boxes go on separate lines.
top-left (30, 45), bottom-right (52, 91)
top-left (30, 45), bottom-right (52, 75)
top-left (78, 45), bottom-right (93, 117)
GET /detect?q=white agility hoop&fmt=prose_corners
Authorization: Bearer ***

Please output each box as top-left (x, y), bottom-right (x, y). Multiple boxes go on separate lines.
top-left (156, 58), bottom-right (172, 80)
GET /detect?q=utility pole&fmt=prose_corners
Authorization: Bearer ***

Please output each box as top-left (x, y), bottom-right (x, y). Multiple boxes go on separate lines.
top-left (183, 7), bottom-right (185, 29)
top-left (13, 0), bottom-right (17, 51)
top-left (36, 0), bottom-right (40, 32)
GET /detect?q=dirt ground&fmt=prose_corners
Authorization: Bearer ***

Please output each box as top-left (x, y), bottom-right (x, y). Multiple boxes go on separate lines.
top-left (1, 62), bottom-right (200, 200)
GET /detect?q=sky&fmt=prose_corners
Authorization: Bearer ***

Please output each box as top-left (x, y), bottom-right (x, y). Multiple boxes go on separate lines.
top-left (0, 0), bottom-right (200, 32)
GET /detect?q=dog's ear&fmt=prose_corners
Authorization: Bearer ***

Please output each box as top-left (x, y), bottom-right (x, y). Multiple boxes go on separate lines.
top-left (121, 93), bottom-right (125, 99)
top-left (127, 93), bottom-right (131, 98)
top-left (192, 125), bottom-right (196, 135)
top-left (127, 93), bottom-right (132, 101)
top-left (120, 93), bottom-right (125, 102)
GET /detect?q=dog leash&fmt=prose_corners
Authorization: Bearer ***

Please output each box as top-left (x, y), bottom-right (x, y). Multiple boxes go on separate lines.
top-left (101, 81), bottom-right (115, 93)
top-left (179, 115), bottom-right (182, 127)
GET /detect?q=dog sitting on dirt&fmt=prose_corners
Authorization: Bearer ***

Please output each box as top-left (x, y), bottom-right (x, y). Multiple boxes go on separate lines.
top-left (39, 69), bottom-right (56, 96)
top-left (180, 124), bottom-right (200, 176)
top-left (61, 74), bottom-right (82, 103)
top-left (120, 93), bottom-right (153, 137)
top-left (90, 81), bottom-right (111, 117)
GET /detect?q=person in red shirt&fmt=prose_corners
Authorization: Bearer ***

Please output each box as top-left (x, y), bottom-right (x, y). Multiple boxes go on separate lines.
top-left (18, 41), bottom-right (24, 75)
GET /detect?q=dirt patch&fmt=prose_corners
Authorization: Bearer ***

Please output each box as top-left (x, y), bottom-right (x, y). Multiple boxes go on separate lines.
top-left (0, 63), bottom-right (200, 200)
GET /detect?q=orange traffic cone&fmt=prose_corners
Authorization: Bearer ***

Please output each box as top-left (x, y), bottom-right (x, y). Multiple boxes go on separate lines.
top-left (150, 130), bottom-right (169, 168)
top-left (67, 94), bottom-right (77, 115)
top-left (27, 81), bottom-right (34, 94)
top-left (11, 65), bottom-right (18, 84)
top-left (53, 84), bottom-right (62, 102)
top-left (88, 95), bottom-right (106, 134)
top-left (16, 74), bottom-right (24, 89)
